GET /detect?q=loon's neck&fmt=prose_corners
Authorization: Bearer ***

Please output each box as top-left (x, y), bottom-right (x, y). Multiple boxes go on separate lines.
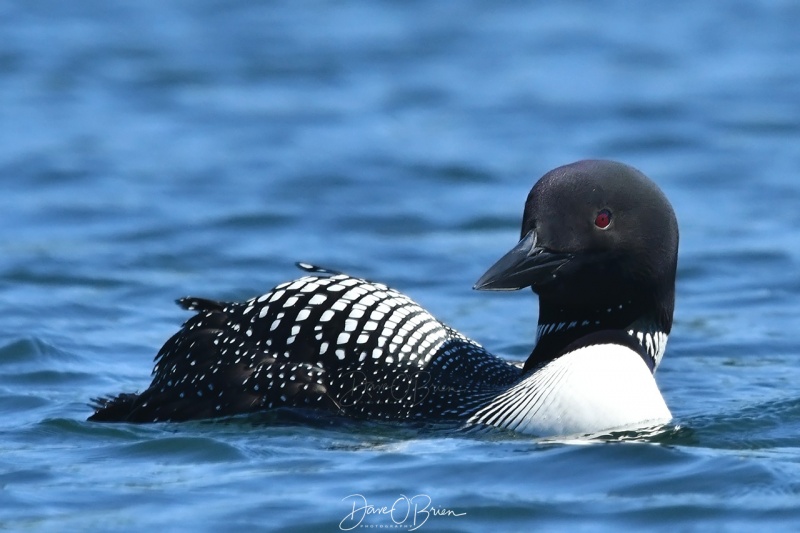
top-left (522, 292), bottom-right (673, 374)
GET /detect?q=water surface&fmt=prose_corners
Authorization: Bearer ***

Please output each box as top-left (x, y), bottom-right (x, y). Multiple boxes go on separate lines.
top-left (2, 1), bottom-right (800, 531)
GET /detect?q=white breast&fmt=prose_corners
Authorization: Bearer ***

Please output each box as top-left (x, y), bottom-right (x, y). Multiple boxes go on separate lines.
top-left (468, 343), bottom-right (672, 437)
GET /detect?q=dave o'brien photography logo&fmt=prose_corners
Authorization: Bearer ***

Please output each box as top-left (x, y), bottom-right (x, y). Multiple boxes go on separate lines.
top-left (339, 493), bottom-right (466, 531)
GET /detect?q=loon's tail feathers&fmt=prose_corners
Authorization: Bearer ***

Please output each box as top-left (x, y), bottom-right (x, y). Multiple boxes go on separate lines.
top-left (89, 293), bottom-right (343, 423)
top-left (295, 262), bottom-right (342, 276)
top-left (88, 393), bottom-right (140, 422)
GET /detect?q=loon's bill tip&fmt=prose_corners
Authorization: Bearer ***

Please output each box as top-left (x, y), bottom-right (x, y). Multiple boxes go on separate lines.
top-left (472, 280), bottom-right (521, 291)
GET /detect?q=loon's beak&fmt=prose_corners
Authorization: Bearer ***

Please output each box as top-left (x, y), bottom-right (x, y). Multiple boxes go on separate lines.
top-left (473, 230), bottom-right (572, 291)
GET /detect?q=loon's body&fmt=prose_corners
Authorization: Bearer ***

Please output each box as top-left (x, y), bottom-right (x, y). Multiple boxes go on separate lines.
top-left (91, 160), bottom-right (678, 436)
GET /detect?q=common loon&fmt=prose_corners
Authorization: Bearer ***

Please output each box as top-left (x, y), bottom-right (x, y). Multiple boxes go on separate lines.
top-left (90, 160), bottom-right (678, 437)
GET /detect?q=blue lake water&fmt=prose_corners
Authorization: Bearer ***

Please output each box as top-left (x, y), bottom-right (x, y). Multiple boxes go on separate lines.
top-left (2, 1), bottom-right (800, 531)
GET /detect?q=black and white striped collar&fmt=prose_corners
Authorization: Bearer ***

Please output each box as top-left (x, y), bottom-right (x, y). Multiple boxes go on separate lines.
top-left (528, 317), bottom-right (668, 375)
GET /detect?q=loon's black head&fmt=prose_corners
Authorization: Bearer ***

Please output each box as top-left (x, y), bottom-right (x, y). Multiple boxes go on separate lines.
top-left (475, 160), bottom-right (679, 370)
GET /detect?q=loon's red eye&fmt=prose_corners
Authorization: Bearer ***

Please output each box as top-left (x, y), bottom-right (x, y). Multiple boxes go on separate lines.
top-left (595, 209), bottom-right (612, 229)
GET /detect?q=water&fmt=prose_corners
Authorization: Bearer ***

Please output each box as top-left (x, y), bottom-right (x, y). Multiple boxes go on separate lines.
top-left (1, 0), bottom-right (800, 530)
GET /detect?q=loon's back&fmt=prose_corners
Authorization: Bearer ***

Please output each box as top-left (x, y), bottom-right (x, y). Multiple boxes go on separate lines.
top-left (90, 264), bottom-right (521, 423)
